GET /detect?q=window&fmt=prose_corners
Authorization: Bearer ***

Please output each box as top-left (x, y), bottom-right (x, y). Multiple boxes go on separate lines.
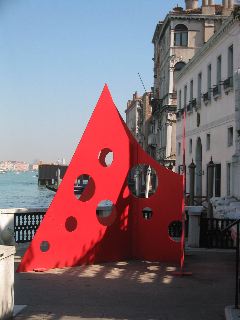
top-left (207, 64), bottom-right (211, 98)
top-left (215, 164), bottom-right (221, 197)
top-left (174, 62), bottom-right (186, 72)
top-left (197, 113), bottom-right (200, 127)
top-left (228, 45), bottom-right (233, 79)
top-left (189, 139), bottom-right (192, 154)
top-left (184, 85), bottom-right (187, 108)
top-left (178, 89), bottom-right (182, 110)
top-left (228, 126), bottom-right (233, 146)
top-left (174, 62), bottom-right (186, 91)
top-left (217, 55), bottom-right (222, 94)
top-left (198, 73), bottom-right (202, 106)
top-left (206, 133), bottom-right (210, 151)
top-left (174, 24), bottom-right (188, 47)
top-left (178, 142), bottom-right (181, 155)
top-left (190, 80), bottom-right (193, 102)
top-left (227, 163), bottom-right (231, 196)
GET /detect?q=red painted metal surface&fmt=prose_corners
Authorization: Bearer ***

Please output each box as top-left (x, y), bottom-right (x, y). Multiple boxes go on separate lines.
top-left (17, 85), bottom-right (184, 272)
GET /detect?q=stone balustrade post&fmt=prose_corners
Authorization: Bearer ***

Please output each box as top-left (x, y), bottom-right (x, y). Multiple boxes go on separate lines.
top-left (0, 245), bottom-right (16, 320)
top-left (186, 206), bottom-right (204, 248)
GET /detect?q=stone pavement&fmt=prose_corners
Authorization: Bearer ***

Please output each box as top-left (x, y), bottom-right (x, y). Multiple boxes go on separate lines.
top-left (14, 248), bottom-right (236, 320)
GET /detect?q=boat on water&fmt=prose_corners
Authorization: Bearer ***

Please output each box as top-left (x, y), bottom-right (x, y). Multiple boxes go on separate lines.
top-left (0, 169), bottom-right (7, 174)
top-left (46, 184), bottom-right (84, 195)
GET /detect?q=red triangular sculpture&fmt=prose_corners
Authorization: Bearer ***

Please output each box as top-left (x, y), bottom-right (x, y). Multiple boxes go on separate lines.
top-left (18, 85), bottom-right (184, 272)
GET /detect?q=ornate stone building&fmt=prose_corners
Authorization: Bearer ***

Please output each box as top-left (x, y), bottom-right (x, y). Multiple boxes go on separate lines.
top-left (150, 0), bottom-right (233, 169)
top-left (125, 91), bottom-right (152, 149)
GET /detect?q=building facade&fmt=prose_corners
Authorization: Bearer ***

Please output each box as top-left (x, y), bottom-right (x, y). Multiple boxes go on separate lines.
top-left (150, 0), bottom-right (232, 168)
top-left (176, 12), bottom-right (240, 198)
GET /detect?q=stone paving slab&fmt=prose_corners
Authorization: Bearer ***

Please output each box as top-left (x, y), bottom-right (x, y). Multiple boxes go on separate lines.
top-left (14, 249), bottom-right (236, 320)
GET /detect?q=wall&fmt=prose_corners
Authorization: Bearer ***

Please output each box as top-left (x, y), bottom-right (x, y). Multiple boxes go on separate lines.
top-left (176, 20), bottom-right (240, 197)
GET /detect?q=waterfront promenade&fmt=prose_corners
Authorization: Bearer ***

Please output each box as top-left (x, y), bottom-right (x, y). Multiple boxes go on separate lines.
top-left (14, 247), bottom-right (235, 320)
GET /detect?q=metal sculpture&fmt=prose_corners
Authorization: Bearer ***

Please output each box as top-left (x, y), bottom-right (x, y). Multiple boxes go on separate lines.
top-left (17, 85), bottom-right (184, 272)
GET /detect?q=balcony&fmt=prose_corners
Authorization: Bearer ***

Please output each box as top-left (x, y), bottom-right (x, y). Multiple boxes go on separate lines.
top-left (176, 110), bottom-right (182, 121)
top-left (223, 77), bottom-right (233, 94)
top-left (186, 103), bottom-right (193, 113)
top-left (202, 92), bottom-right (211, 105)
top-left (151, 98), bottom-right (163, 114)
top-left (192, 98), bottom-right (198, 109)
top-left (212, 85), bottom-right (221, 100)
top-left (148, 133), bottom-right (158, 147)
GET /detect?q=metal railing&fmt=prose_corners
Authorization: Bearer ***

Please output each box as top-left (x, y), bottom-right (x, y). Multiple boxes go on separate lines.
top-left (223, 76), bottom-right (233, 90)
top-left (14, 210), bottom-right (46, 243)
top-left (202, 92), bottom-right (210, 103)
top-left (200, 218), bottom-right (235, 249)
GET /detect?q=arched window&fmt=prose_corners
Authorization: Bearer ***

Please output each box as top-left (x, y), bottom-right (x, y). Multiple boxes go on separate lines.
top-left (173, 62), bottom-right (186, 91)
top-left (174, 24), bottom-right (188, 47)
top-left (174, 61), bottom-right (186, 72)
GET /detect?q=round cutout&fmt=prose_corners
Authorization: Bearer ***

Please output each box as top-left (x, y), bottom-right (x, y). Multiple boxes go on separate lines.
top-left (74, 174), bottom-right (95, 201)
top-left (98, 148), bottom-right (113, 167)
top-left (168, 221), bottom-right (182, 242)
top-left (65, 216), bottom-right (78, 232)
top-left (40, 241), bottom-right (50, 252)
top-left (127, 164), bottom-right (158, 198)
top-left (96, 200), bottom-right (117, 226)
top-left (142, 207), bottom-right (153, 220)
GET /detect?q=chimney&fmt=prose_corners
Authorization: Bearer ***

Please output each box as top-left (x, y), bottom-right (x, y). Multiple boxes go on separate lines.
top-left (202, 0), bottom-right (215, 14)
top-left (185, 0), bottom-right (199, 9)
top-left (222, 0), bottom-right (233, 15)
top-left (222, 0), bottom-right (228, 7)
top-left (228, 0), bottom-right (234, 8)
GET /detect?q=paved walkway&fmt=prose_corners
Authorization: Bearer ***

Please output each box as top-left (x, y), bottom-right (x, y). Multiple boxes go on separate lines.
top-left (14, 248), bottom-right (236, 320)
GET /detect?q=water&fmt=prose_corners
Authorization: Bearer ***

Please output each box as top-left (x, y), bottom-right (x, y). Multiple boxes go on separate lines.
top-left (0, 171), bottom-right (54, 209)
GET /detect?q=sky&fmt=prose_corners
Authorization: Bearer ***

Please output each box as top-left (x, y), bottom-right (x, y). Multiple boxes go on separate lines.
top-left (0, 0), bottom-right (185, 163)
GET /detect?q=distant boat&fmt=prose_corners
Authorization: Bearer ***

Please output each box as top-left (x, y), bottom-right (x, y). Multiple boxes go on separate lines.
top-left (0, 169), bottom-right (7, 174)
top-left (46, 184), bottom-right (84, 195)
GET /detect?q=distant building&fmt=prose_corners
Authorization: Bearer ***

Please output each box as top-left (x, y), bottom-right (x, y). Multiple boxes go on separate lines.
top-left (125, 92), bottom-right (152, 150)
top-left (176, 11), bottom-right (240, 198)
top-left (29, 164), bottom-right (39, 171)
top-left (0, 161), bottom-right (14, 171)
top-left (150, 0), bottom-right (232, 169)
top-left (13, 162), bottom-right (29, 172)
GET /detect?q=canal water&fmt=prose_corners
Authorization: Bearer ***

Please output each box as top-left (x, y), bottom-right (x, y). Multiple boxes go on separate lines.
top-left (0, 171), bottom-right (54, 209)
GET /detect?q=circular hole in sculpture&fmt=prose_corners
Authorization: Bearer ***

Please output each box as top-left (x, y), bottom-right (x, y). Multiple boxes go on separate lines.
top-left (127, 164), bottom-right (158, 198)
top-left (98, 148), bottom-right (113, 167)
top-left (65, 216), bottom-right (78, 232)
top-left (96, 200), bottom-right (117, 226)
top-left (142, 207), bottom-right (153, 220)
top-left (74, 174), bottom-right (95, 201)
top-left (168, 221), bottom-right (182, 242)
top-left (40, 241), bottom-right (50, 252)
